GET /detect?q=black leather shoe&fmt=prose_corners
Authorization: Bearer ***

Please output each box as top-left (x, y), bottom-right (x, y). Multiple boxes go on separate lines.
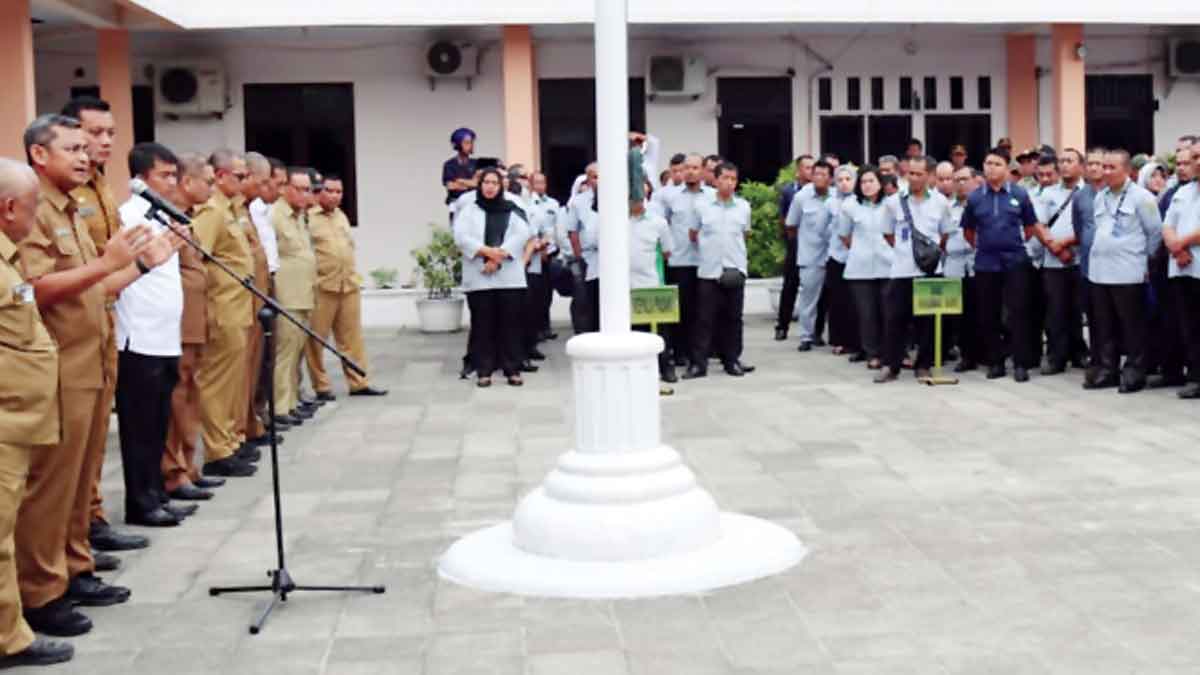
top-left (163, 503), bottom-right (198, 519)
top-left (796, 341), bottom-right (812, 352)
top-left (873, 369), bottom-right (899, 383)
top-left (529, 348), bottom-right (547, 361)
top-left (661, 369), bottom-right (678, 384)
top-left (812, 338), bottom-right (827, 347)
top-left (847, 352), bottom-right (867, 363)
top-left (736, 361), bottom-right (756, 373)
top-left (1119, 372), bottom-right (1146, 394)
top-left (681, 365), bottom-right (707, 380)
top-left (298, 401), bottom-right (321, 413)
top-left (236, 444), bottom-right (262, 463)
top-left (954, 360), bottom-right (977, 373)
top-left (349, 386), bottom-right (389, 397)
top-left (203, 456), bottom-right (257, 477)
top-left (673, 355), bottom-right (689, 368)
top-left (1083, 372), bottom-right (1119, 390)
top-left (316, 391), bottom-right (337, 402)
top-left (1040, 363), bottom-right (1066, 376)
top-left (274, 414), bottom-right (301, 427)
top-left (723, 362), bottom-right (745, 377)
top-left (1013, 367), bottom-right (1030, 383)
top-left (986, 365), bottom-right (1006, 380)
top-left (519, 361), bottom-right (539, 373)
top-left (194, 477), bottom-right (226, 489)
top-left (1071, 356), bottom-right (1089, 370)
top-left (1178, 383), bottom-right (1200, 399)
top-left (247, 434), bottom-right (282, 447)
top-left (23, 599), bottom-right (91, 637)
top-left (1148, 374), bottom-right (1186, 389)
top-left (92, 551), bottom-right (120, 572)
top-left (773, 327), bottom-right (787, 341)
top-left (299, 395), bottom-right (317, 406)
top-left (66, 573), bottom-right (130, 607)
top-left (126, 507), bottom-right (180, 527)
top-left (0, 636), bottom-right (74, 668)
top-left (290, 407), bottom-right (315, 420)
top-left (168, 484), bottom-right (213, 501)
top-left (89, 522), bottom-right (148, 552)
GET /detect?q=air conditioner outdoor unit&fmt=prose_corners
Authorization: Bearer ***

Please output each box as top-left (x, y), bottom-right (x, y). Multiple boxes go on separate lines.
top-left (1168, 38), bottom-right (1200, 78)
top-left (646, 54), bottom-right (707, 101)
top-left (156, 62), bottom-right (226, 117)
top-left (426, 41), bottom-right (479, 79)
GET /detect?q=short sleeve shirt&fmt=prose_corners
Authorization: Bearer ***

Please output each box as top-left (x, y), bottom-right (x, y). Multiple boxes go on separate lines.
top-left (309, 207), bottom-right (362, 293)
top-left (785, 184), bottom-right (836, 267)
top-left (959, 182), bottom-right (1038, 273)
top-left (664, 185), bottom-right (715, 267)
top-left (442, 156), bottom-right (477, 205)
top-left (271, 199), bottom-right (318, 310)
top-left (1164, 182), bottom-right (1200, 279)
top-left (192, 191), bottom-right (253, 329)
top-left (880, 189), bottom-right (955, 279)
top-left (630, 212), bottom-right (672, 289)
top-left (1088, 180), bottom-right (1164, 285)
top-left (0, 229), bottom-right (59, 445)
top-left (696, 195), bottom-right (751, 279)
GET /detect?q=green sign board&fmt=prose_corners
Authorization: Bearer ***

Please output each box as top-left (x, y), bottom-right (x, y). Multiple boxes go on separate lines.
top-left (912, 278), bottom-right (963, 316)
top-left (631, 286), bottom-right (680, 325)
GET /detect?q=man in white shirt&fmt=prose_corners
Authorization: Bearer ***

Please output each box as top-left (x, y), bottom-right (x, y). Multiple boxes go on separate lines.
top-left (248, 156), bottom-right (282, 276)
top-left (114, 143), bottom-right (189, 527)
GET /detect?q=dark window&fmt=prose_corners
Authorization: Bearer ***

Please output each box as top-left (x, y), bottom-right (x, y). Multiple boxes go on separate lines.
top-left (1086, 74), bottom-right (1155, 155)
top-left (70, 84), bottom-right (155, 145)
top-left (870, 77), bottom-right (884, 110)
top-left (978, 76), bottom-right (992, 109)
top-left (820, 115), bottom-right (865, 167)
top-left (818, 77), bottom-right (832, 111)
top-left (847, 77), bottom-right (861, 111)
top-left (718, 77), bottom-right (794, 184)
top-left (950, 77), bottom-right (964, 110)
top-left (899, 77), bottom-right (913, 110)
top-left (923, 77), bottom-right (938, 110)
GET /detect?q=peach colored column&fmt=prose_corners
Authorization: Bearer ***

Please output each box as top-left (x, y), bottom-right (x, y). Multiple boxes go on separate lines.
top-left (1005, 34), bottom-right (1038, 152)
top-left (98, 29), bottom-right (135, 202)
top-left (0, 0), bottom-right (36, 161)
top-left (502, 25), bottom-right (539, 170)
top-left (1051, 24), bottom-right (1086, 153)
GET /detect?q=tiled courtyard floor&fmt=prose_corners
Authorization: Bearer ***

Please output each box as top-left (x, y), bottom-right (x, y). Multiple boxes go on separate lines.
top-left (28, 317), bottom-right (1200, 674)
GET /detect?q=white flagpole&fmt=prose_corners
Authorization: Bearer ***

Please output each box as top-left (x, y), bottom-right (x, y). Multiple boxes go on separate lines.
top-left (595, 0), bottom-right (631, 334)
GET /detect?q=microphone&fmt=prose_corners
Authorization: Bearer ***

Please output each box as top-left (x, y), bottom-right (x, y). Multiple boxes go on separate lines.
top-left (130, 178), bottom-right (192, 224)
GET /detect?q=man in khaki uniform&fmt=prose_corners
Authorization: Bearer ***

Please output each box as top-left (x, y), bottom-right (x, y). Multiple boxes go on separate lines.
top-left (163, 156), bottom-right (227, 496)
top-left (193, 150), bottom-right (257, 478)
top-left (235, 154), bottom-right (272, 453)
top-left (17, 114), bottom-right (175, 636)
top-left (61, 97), bottom-right (148, 557)
top-left (0, 159), bottom-right (75, 668)
top-left (305, 175), bottom-right (387, 398)
top-left (270, 168), bottom-right (318, 424)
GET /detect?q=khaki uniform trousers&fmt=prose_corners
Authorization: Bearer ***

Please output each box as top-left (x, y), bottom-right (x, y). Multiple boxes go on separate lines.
top-left (196, 324), bottom-right (248, 462)
top-left (16, 387), bottom-right (106, 609)
top-left (239, 322), bottom-right (266, 442)
top-left (305, 289), bottom-right (370, 393)
top-left (0, 443), bottom-right (35, 655)
top-left (88, 310), bottom-right (117, 526)
top-left (163, 343), bottom-right (204, 492)
top-left (274, 309), bottom-right (310, 414)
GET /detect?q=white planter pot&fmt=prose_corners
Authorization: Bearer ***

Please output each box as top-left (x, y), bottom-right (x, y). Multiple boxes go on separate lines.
top-left (416, 296), bottom-right (464, 333)
top-left (767, 283), bottom-right (782, 314)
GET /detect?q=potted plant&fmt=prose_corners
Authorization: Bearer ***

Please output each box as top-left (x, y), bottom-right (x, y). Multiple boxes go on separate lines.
top-left (368, 267), bottom-right (399, 290)
top-left (411, 224), bottom-right (464, 333)
top-left (738, 179), bottom-right (787, 313)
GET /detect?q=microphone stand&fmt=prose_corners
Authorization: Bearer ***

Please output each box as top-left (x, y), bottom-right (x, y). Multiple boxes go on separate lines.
top-left (141, 203), bottom-right (385, 634)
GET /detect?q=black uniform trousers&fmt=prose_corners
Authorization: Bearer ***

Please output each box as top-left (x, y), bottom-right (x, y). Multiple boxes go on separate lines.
top-left (824, 259), bottom-right (858, 351)
top-left (849, 279), bottom-right (887, 360)
top-left (524, 272), bottom-right (547, 354)
top-left (1089, 282), bottom-right (1147, 378)
top-left (883, 277), bottom-right (935, 372)
top-left (467, 288), bottom-right (525, 377)
top-left (666, 266), bottom-right (698, 363)
top-left (1174, 277), bottom-right (1200, 382)
top-left (976, 262), bottom-right (1035, 369)
top-left (1042, 266), bottom-right (1085, 369)
top-left (775, 237), bottom-right (799, 330)
top-left (1148, 251), bottom-right (1184, 377)
top-left (944, 276), bottom-right (979, 365)
top-left (692, 278), bottom-right (745, 367)
top-left (115, 350), bottom-right (179, 518)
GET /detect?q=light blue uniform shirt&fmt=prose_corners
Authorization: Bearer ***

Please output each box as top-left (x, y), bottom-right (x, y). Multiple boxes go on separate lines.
top-left (785, 183), bottom-right (836, 267)
top-left (695, 194), bottom-right (751, 280)
top-left (1087, 180), bottom-right (1163, 285)
top-left (881, 189), bottom-right (956, 279)
top-left (837, 199), bottom-right (894, 280)
top-left (568, 199), bottom-right (602, 282)
top-left (826, 193), bottom-right (853, 264)
top-left (944, 198), bottom-right (975, 278)
top-left (650, 182), bottom-right (683, 220)
top-left (1032, 183), bottom-right (1081, 269)
top-left (630, 211), bottom-right (673, 289)
top-left (664, 185), bottom-right (714, 268)
top-left (453, 203), bottom-right (531, 292)
top-left (1164, 182), bottom-right (1200, 280)
top-left (525, 194), bottom-right (560, 275)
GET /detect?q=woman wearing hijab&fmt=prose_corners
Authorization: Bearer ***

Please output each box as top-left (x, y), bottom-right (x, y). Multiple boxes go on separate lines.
top-left (836, 167), bottom-right (894, 370)
top-left (1138, 161), bottom-right (1168, 196)
top-left (825, 165), bottom-right (861, 358)
top-left (454, 168), bottom-right (532, 387)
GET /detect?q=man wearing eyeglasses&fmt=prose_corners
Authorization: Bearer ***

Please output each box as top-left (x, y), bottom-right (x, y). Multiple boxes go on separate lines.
top-left (270, 168), bottom-right (319, 426)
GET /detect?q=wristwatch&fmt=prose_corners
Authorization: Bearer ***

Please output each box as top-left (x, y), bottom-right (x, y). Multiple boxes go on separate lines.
top-left (136, 259), bottom-right (152, 275)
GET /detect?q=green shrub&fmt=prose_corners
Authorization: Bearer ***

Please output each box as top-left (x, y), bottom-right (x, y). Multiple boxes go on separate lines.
top-left (739, 180), bottom-right (786, 279)
top-left (368, 267), bottom-right (398, 290)
top-left (411, 224), bottom-right (462, 299)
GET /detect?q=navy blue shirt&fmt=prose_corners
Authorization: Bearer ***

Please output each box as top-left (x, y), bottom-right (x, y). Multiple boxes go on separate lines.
top-left (959, 182), bottom-right (1039, 273)
top-left (778, 181), bottom-right (802, 221)
top-left (442, 155), bottom-right (477, 205)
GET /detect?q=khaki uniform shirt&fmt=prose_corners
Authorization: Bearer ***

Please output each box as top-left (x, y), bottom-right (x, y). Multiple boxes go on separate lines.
top-left (270, 200), bottom-right (316, 311)
top-left (308, 207), bottom-right (362, 293)
top-left (71, 170), bottom-right (120, 258)
top-left (177, 223), bottom-right (207, 345)
top-left (0, 229), bottom-right (60, 445)
top-left (236, 196), bottom-right (270, 314)
top-left (19, 176), bottom-right (107, 390)
top-left (193, 191), bottom-right (253, 329)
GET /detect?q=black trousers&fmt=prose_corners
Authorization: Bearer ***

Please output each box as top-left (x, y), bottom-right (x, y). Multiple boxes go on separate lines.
top-left (568, 260), bottom-right (592, 334)
top-left (1174, 277), bottom-right (1200, 382)
top-left (976, 263), bottom-right (1034, 369)
top-left (884, 277), bottom-right (935, 372)
top-left (824, 259), bottom-right (858, 351)
top-left (1042, 267), bottom-right (1085, 368)
top-left (1148, 251), bottom-right (1183, 376)
top-left (115, 350), bottom-right (179, 517)
top-left (1089, 282), bottom-right (1147, 376)
top-left (467, 288), bottom-right (525, 377)
top-left (540, 265), bottom-right (554, 333)
top-left (633, 323), bottom-right (673, 377)
top-left (943, 276), bottom-right (979, 365)
top-left (524, 272), bottom-right (547, 353)
top-left (849, 279), bottom-right (887, 360)
top-left (776, 237), bottom-right (799, 330)
top-left (666, 266), bottom-right (698, 362)
top-left (693, 279), bottom-right (745, 367)
top-left (1028, 266), bottom-right (1046, 362)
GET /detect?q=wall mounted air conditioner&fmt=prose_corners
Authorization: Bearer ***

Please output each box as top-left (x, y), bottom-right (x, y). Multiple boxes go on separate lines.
top-left (646, 54), bottom-right (707, 101)
top-left (155, 61), bottom-right (226, 118)
top-left (1168, 38), bottom-right (1200, 79)
top-left (426, 41), bottom-right (479, 79)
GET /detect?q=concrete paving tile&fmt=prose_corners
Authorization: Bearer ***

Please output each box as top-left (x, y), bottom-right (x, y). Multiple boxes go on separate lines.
top-left (528, 650), bottom-right (629, 675)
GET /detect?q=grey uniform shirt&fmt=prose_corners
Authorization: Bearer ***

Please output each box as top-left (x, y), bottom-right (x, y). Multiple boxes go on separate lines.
top-left (630, 211), bottom-right (673, 289)
top-left (838, 199), bottom-right (895, 280)
top-left (526, 194), bottom-right (561, 275)
top-left (1164, 181), bottom-right (1200, 280)
top-left (695, 194), bottom-right (751, 280)
top-left (1087, 179), bottom-right (1163, 285)
top-left (944, 199), bottom-right (975, 279)
top-left (664, 185), bottom-right (715, 268)
top-left (568, 198), bottom-right (602, 282)
top-left (881, 189), bottom-right (956, 279)
top-left (1033, 182), bottom-right (1081, 269)
top-left (785, 184), bottom-right (837, 267)
top-left (453, 203), bottom-right (531, 292)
